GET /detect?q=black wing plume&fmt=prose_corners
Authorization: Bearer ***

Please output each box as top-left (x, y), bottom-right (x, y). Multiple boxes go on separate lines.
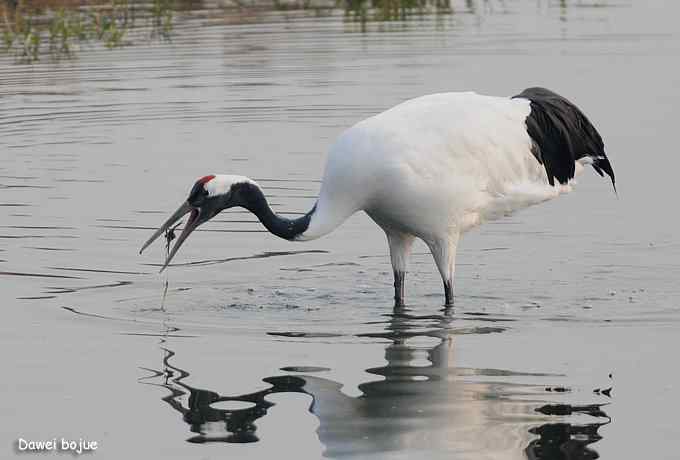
top-left (513, 87), bottom-right (616, 192)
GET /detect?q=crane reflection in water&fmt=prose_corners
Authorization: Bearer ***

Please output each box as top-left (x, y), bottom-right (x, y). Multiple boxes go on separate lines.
top-left (139, 308), bottom-right (610, 458)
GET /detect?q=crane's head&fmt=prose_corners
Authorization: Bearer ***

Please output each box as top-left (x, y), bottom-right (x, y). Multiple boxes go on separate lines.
top-left (139, 174), bottom-right (259, 272)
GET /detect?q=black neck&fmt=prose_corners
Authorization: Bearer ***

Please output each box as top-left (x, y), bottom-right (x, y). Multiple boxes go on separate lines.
top-left (239, 183), bottom-right (314, 241)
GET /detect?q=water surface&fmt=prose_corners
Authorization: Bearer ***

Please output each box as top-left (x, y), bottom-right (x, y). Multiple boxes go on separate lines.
top-left (2, 1), bottom-right (680, 459)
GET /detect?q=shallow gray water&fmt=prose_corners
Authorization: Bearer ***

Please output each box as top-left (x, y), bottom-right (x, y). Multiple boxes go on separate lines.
top-left (2, 0), bottom-right (680, 458)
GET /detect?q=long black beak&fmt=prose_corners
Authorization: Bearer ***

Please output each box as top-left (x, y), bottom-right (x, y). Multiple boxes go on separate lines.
top-left (139, 201), bottom-right (204, 272)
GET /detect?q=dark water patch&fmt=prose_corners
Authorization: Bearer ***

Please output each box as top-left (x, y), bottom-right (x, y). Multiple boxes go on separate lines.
top-left (459, 315), bottom-right (517, 323)
top-left (267, 331), bottom-right (344, 338)
top-left (1, 225), bottom-right (75, 230)
top-left (26, 246), bottom-right (76, 251)
top-left (7, 144), bottom-right (45, 150)
top-left (17, 295), bottom-right (57, 300)
top-left (0, 203), bottom-right (30, 207)
top-left (96, 225), bottom-right (168, 230)
top-left (0, 270), bottom-right (82, 279)
top-left (101, 87), bottom-right (149, 92)
top-left (280, 366), bottom-right (331, 373)
top-left (46, 280), bottom-right (132, 294)
top-left (46, 266), bottom-right (149, 275)
top-left (41, 140), bottom-right (82, 146)
top-left (0, 175), bottom-right (39, 179)
top-left (357, 254), bottom-right (388, 259)
top-left (55, 178), bottom-right (106, 183)
top-left (540, 316), bottom-right (617, 324)
top-left (149, 249), bottom-right (329, 269)
top-left (0, 184), bottom-right (53, 189)
top-left (0, 90), bottom-right (83, 97)
top-left (171, 84), bottom-right (214, 89)
top-left (313, 261), bottom-right (360, 267)
top-left (119, 332), bottom-right (198, 338)
top-left (227, 82), bottom-right (281, 88)
top-left (62, 306), bottom-right (140, 323)
top-left (61, 306), bottom-right (179, 328)
top-left (0, 235), bottom-right (78, 239)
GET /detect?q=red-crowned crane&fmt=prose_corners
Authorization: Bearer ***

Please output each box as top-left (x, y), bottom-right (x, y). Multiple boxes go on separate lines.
top-left (140, 87), bottom-right (615, 307)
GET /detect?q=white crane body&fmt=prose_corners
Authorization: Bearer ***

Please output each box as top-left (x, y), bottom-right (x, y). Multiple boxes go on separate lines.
top-left (305, 92), bottom-right (563, 242)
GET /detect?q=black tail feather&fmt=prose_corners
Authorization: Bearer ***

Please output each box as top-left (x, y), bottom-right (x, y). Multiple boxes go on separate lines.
top-left (593, 156), bottom-right (616, 193)
top-left (513, 87), bottom-right (615, 192)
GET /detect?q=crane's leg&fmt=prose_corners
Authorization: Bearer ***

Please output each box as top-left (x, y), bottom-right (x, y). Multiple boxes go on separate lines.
top-left (386, 231), bottom-right (415, 308)
top-left (426, 233), bottom-right (460, 307)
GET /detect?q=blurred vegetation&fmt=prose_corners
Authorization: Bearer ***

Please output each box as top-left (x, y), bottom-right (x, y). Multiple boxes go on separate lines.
top-left (1, 0), bottom-right (456, 62)
top-left (1, 0), bottom-right (173, 61)
top-left (343, 0), bottom-right (451, 23)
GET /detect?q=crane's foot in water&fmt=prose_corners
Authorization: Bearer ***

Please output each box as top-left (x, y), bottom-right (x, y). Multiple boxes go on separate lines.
top-left (393, 270), bottom-right (406, 309)
top-left (444, 280), bottom-right (454, 307)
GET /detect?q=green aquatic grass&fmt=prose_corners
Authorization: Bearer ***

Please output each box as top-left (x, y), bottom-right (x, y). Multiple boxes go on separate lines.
top-left (1, 0), bottom-right (173, 62)
top-left (343, 0), bottom-right (452, 24)
top-left (0, 0), bottom-right (453, 63)
top-left (150, 0), bottom-right (173, 40)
